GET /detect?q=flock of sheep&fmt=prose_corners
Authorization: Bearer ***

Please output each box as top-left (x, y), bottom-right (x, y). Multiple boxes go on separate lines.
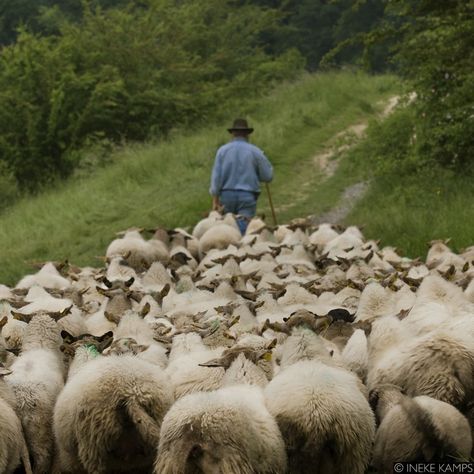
top-left (0, 210), bottom-right (473, 473)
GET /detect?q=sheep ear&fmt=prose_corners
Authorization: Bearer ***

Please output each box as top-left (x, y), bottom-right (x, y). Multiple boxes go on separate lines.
top-left (98, 332), bottom-right (114, 352)
top-left (61, 330), bottom-right (76, 344)
top-left (125, 277), bottom-right (135, 288)
top-left (160, 284), bottom-right (171, 300)
top-left (266, 338), bottom-right (277, 350)
top-left (104, 311), bottom-right (120, 324)
top-left (139, 302), bottom-right (151, 317)
top-left (128, 291), bottom-right (142, 303)
top-left (0, 316), bottom-right (7, 329)
top-left (50, 305), bottom-right (73, 321)
top-left (102, 277), bottom-right (113, 289)
top-left (98, 331), bottom-right (114, 342)
top-left (0, 367), bottom-right (12, 377)
top-left (96, 286), bottom-right (108, 296)
top-left (368, 389), bottom-right (380, 412)
top-left (134, 344), bottom-right (149, 354)
top-left (223, 330), bottom-right (237, 341)
top-left (199, 357), bottom-right (225, 368)
top-left (11, 311), bottom-right (29, 322)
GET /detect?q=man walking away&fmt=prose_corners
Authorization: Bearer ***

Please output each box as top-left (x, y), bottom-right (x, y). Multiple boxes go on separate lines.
top-left (209, 118), bottom-right (273, 234)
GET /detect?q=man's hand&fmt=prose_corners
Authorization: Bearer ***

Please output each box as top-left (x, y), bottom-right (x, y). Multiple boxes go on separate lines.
top-left (212, 196), bottom-right (222, 212)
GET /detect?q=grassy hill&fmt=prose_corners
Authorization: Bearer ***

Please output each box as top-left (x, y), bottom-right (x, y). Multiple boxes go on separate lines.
top-left (5, 70), bottom-right (472, 286)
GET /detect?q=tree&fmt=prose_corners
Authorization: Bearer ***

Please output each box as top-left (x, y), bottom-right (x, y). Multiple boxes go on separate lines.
top-left (389, 0), bottom-right (474, 169)
top-left (0, 0), bottom-right (303, 190)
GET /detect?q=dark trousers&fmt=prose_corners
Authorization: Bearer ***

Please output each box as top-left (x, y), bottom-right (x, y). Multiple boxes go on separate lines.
top-left (220, 190), bottom-right (258, 234)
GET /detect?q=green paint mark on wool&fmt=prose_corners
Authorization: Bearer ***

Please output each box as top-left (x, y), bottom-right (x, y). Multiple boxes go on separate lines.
top-left (85, 344), bottom-right (100, 358)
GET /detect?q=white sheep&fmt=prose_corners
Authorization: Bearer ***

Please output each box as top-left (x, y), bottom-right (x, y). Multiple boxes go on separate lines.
top-left (16, 262), bottom-right (70, 291)
top-left (198, 223), bottom-right (242, 258)
top-left (0, 366), bottom-right (32, 474)
top-left (341, 328), bottom-right (368, 380)
top-left (265, 360), bottom-right (375, 474)
top-left (6, 314), bottom-right (64, 473)
top-left (371, 385), bottom-right (472, 472)
top-left (155, 384), bottom-right (287, 473)
top-left (54, 350), bottom-right (174, 473)
top-left (106, 229), bottom-right (169, 271)
top-left (166, 332), bottom-right (225, 398)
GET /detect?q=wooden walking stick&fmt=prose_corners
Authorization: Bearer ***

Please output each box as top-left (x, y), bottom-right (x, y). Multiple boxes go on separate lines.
top-left (265, 183), bottom-right (277, 226)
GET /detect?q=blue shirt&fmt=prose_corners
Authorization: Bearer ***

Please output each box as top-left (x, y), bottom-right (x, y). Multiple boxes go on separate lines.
top-left (209, 137), bottom-right (273, 196)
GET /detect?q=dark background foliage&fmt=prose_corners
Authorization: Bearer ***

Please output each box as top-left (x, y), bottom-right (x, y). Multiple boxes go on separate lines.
top-left (0, 0), bottom-right (472, 196)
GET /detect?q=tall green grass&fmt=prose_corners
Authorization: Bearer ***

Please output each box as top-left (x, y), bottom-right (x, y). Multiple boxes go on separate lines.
top-left (346, 170), bottom-right (474, 259)
top-left (0, 71), bottom-right (399, 285)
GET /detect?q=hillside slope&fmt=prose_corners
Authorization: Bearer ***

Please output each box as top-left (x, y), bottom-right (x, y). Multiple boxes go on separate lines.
top-left (0, 72), bottom-right (399, 285)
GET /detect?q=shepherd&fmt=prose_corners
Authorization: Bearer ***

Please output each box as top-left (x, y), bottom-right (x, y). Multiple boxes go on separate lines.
top-left (209, 118), bottom-right (273, 235)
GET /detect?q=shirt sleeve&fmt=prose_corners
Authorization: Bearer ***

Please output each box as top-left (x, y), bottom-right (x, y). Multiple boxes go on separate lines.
top-left (209, 150), bottom-right (223, 196)
top-left (255, 148), bottom-right (273, 183)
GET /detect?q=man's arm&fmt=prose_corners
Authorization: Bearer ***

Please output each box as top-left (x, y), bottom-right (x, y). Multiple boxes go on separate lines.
top-left (255, 148), bottom-right (273, 183)
top-left (210, 151), bottom-right (223, 197)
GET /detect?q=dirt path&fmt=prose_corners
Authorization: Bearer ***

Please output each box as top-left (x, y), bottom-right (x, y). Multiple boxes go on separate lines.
top-left (279, 95), bottom-right (400, 224)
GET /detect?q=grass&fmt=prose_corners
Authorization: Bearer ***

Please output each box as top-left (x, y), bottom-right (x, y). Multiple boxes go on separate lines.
top-left (346, 168), bottom-right (474, 259)
top-left (0, 71), bottom-right (400, 285)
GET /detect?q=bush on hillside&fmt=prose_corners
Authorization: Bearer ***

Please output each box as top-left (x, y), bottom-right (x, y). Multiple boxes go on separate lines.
top-left (0, 0), bottom-right (303, 191)
top-left (386, 1), bottom-right (474, 171)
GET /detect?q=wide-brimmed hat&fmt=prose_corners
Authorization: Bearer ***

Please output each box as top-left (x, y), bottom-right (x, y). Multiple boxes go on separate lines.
top-left (227, 118), bottom-right (254, 134)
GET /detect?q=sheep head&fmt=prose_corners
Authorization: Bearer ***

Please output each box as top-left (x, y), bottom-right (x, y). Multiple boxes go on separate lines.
top-left (199, 339), bottom-right (276, 369)
top-left (11, 306), bottom-right (72, 323)
top-left (103, 337), bottom-right (149, 356)
top-left (327, 308), bottom-right (356, 323)
top-left (60, 330), bottom-right (114, 358)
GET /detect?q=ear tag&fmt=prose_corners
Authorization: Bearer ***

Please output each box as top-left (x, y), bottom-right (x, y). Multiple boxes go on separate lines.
top-left (263, 352), bottom-right (272, 361)
top-left (85, 344), bottom-right (100, 358)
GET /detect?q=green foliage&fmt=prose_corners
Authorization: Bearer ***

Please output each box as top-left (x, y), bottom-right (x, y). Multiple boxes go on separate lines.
top-left (346, 0), bottom-right (474, 171)
top-left (0, 0), bottom-right (302, 192)
top-left (348, 106), bottom-right (420, 175)
top-left (390, 0), bottom-right (474, 170)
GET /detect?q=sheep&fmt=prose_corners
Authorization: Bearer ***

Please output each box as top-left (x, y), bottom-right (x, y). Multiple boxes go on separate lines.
top-left (355, 282), bottom-right (394, 321)
top-left (105, 256), bottom-right (138, 282)
top-left (54, 346), bottom-right (174, 474)
top-left (0, 313), bottom-right (27, 352)
top-left (341, 328), bottom-right (368, 380)
top-left (368, 327), bottom-right (474, 408)
top-left (308, 223), bottom-right (339, 249)
top-left (5, 313), bottom-right (65, 473)
top-left (166, 332), bottom-right (225, 398)
top-left (426, 239), bottom-right (466, 272)
top-left (106, 229), bottom-right (169, 271)
top-left (198, 223), bottom-right (241, 258)
top-left (16, 285), bottom-right (73, 315)
top-left (111, 311), bottom-right (168, 368)
top-left (0, 365), bottom-right (32, 474)
top-left (200, 339), bottom-right (275, 386)
top-left (155, 379), bottom-right (286, 473)
top-left (264, 360), bottom-right (375, 474)
top-left (192, 211), bottom-right (222, 239)
top-left (16, 262), bottom-right (70, 291)
top-left (370, 384), bottom-right (472, 472)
